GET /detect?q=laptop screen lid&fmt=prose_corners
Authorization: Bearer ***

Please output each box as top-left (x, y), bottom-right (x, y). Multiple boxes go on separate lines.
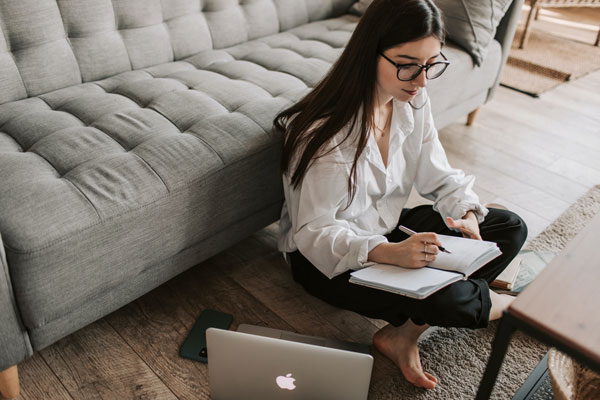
top-left (206, 327), bottom-right (373, 400)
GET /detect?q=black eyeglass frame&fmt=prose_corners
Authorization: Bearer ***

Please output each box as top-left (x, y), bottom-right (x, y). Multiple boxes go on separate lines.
top-left (379, 51), bottom-right (450, 81)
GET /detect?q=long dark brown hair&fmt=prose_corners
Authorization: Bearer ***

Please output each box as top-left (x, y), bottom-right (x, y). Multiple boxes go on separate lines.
top-left (274, 0), bottom-right (445, 206)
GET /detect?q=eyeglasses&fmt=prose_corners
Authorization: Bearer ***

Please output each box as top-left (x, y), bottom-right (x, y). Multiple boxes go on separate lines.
top-left (379, 51), bottom-right (450, 81)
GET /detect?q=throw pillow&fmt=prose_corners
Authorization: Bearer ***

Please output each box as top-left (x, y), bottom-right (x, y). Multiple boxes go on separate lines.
top-left (436, 0), bottom-right (513, 66)
top-left (348, 0), bottom-right (514, 66)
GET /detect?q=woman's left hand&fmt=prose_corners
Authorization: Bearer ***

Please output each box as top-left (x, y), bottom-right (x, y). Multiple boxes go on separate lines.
top-left (446, 211), bottom-right (482, 240)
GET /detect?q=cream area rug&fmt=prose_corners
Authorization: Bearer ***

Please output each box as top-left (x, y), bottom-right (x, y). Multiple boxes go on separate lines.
top-left (369, 185), bottom-right (600, 399)
top-left (500, 26), bottom-right (600, 97)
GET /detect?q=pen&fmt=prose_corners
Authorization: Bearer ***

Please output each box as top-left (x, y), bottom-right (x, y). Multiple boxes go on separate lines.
top-left (397, 225), bottom-right (452, 254)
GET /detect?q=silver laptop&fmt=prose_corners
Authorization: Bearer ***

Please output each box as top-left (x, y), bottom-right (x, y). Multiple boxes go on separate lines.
top-left (206, 324), bottom-right (374, 400)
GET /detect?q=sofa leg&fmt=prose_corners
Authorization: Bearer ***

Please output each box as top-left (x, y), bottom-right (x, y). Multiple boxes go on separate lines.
top-left (595, 28), bottom-right (599, 47)
top-left (0, 365), bottom-right (19, 399)
top-left (466, 108), bottom-right (480, 126)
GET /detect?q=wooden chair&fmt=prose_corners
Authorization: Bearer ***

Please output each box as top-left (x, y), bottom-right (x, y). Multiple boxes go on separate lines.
top-left (519, 0), bottom-right (600, 48)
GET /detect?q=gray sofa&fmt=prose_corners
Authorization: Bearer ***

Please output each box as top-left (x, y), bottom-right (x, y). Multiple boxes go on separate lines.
top-left (0, 0), bottom-right (523, 392)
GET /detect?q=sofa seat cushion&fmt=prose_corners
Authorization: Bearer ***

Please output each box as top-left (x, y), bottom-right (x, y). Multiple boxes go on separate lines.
top-left (0, 15), bottom-right (356, 330)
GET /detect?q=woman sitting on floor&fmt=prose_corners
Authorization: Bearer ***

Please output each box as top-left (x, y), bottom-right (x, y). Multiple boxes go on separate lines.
top-left (273, 0), bottom-right (527, 389)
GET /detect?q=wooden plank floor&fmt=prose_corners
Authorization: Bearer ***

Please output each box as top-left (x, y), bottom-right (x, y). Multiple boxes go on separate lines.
top-left (13, 15), bottom-right (600, 400)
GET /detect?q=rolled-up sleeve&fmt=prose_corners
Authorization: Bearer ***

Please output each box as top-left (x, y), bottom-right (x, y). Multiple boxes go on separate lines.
top-left (413, 103), bottom-right (488, 224)
top-left (292, 155), bottom-right (388, 279)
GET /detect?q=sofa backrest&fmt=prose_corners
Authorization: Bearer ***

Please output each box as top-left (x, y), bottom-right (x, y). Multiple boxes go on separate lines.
top-left (0, 0), bottom-right (354, 105)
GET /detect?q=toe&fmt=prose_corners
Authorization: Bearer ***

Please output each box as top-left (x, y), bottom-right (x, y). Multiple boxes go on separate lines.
top-left (424, 371), bottom-right (438, 383)
top-left (413, 374), bottom-right (436, 389)
top-left (420, 375), bottom-right (437, 389)
top-left (403, 368), bottom-right (437, 389)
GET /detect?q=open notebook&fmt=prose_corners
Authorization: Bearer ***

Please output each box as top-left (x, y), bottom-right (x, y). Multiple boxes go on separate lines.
top-left (349, 235), bottom-right (502, 299)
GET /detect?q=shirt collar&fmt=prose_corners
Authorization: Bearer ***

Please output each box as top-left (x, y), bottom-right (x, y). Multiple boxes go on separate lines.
top-left (391, 98), bottom-right (414, 142)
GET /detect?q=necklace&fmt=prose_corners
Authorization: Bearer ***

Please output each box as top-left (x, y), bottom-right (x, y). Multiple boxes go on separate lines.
top-left (373, 109), bottom-right (392, 138)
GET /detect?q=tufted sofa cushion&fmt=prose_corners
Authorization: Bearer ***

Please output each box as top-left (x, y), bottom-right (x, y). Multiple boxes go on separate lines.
top-left (0, 0), bottom-right (353, 104)
top-left (0, 16), bottom-right (356, 334)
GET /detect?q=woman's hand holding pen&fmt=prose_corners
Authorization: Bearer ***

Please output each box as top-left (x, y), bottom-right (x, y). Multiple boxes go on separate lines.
top-left (368, 233), bottom-right (443, 268)
top-left (446, 211), bottom-right (481, 240)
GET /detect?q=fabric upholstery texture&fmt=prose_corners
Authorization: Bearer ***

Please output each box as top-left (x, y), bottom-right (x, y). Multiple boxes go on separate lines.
top-left (0, 233), bottom-right (32, 371)
top-left (429, 40), bottom-right (501, 117)
top-left (0, 15), bottom-right (355, 332)
top-left (0, 0), bottom-right (353, 104)
top-left (26, 202), bottom-right (280, 351)
top-left (435, 0), bottom-right (513, 66)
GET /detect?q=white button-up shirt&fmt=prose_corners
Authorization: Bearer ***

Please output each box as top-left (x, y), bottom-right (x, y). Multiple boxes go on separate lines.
top-left (278, 91), bottom-right (488, 279)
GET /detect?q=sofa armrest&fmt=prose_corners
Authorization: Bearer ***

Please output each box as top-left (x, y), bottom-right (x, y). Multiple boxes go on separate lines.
top-left (488, 0), bottom-right (525, 100)
top-left (0, 233), bottom-right (32, 371)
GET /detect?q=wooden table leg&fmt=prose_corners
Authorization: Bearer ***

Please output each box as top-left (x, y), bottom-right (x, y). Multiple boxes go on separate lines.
top-left (475, 313), bottom-right (517, 400)
top-left (0, 365), bottom-right (19, 399)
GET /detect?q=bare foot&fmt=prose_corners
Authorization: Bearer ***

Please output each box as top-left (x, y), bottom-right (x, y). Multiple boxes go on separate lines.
top-left (489, 290), bottom-right (515, 321)
top-left (373, 322), bottom-right (438, 389)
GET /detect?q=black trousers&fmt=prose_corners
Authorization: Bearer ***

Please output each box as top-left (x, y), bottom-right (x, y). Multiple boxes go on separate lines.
top-left (289, 205), bottom-right (528, 329)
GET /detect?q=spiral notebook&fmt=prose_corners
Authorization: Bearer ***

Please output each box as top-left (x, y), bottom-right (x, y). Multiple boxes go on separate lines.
top-left (349, 235), bottom-right (502, 299)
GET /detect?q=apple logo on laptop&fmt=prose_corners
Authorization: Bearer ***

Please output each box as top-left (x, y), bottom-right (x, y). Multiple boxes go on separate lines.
top-left (276, 373), bottom-right (296, 390)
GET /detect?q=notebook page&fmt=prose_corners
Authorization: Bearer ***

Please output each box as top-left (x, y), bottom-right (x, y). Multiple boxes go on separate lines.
top-left (350, 263), bottom-right (460, 293)
top-left (429, 235), bottom-right (499, 275)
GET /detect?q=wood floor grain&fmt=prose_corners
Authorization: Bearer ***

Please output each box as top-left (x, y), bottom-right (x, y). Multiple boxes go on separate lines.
top-left (17, 354), bottom-right (72, 400)
top-left (37, 319), bottom-right (178, 400)
top-left (14, 14), bottom-right (600, 400)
